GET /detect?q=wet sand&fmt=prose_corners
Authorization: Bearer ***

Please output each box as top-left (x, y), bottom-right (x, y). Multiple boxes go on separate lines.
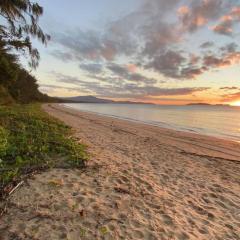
top-left (1, 103), bottom-right (240, 240)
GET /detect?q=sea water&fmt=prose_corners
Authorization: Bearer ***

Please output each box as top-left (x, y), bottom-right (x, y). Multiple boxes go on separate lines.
top-left (64, 103), bottom-right (240, 143)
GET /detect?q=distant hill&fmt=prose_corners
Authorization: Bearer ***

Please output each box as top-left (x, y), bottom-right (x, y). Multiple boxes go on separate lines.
top-left (187, 103), bottom-right (231, 107)
top-left (60, 95), bottom-right (115, 103)
top-left (59, 95), bottom-right (154, 105)
top-left (187, 103), bottom-right (211, 106)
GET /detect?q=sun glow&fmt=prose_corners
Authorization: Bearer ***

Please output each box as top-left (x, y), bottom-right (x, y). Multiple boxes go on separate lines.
top-left (231, 101), bottom-right (240, 106)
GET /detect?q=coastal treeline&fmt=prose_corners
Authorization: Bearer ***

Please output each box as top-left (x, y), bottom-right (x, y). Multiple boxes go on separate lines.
top-left (0, 104), bottom-right (88, 199)
top-left (0, 0), bottom-right (52, 104)
top-left (0, 2), bottom-right (87, 201)
top-left (0, 43), bottom-right (53, 104)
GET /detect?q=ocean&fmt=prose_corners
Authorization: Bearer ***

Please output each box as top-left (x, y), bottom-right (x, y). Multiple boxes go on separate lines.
top-left (64, 103), bottom-right (240, 143)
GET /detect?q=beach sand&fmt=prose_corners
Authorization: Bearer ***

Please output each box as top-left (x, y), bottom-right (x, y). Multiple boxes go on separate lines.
top-left (1, 103), bottom-right (240, 240)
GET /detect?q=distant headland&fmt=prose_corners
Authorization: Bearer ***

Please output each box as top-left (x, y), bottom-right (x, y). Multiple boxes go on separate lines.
top-left (187, 103), bottom-right (232, 107)
top-left (58, 95), bottom-right (154, 105)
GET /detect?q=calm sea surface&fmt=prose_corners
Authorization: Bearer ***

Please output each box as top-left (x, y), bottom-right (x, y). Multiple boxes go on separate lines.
top-left (64, 103), bottom-right (240, 143)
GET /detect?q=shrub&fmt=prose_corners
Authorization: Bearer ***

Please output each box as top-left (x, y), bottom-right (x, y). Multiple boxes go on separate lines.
top-left (0, 104), bottom-right (88, 197)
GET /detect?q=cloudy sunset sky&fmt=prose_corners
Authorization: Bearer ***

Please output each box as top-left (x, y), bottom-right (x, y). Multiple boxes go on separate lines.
top-left (30, 0), bottom-right (240, 105)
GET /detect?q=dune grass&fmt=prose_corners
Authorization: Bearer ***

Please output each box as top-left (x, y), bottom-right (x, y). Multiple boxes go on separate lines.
top-left (0, 104), bottom-right (88, 198)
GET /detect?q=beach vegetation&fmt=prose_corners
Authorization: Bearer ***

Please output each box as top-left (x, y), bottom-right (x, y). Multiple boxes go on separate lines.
top-left (0, 1), bottom-right (57, 105)
top-left (0, 0), bottom-right (50, 68)
top-left (0, 104), bottom-right (88, 198)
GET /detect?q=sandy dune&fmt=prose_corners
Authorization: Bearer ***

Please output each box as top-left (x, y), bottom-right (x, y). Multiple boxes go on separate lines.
top-left (1, 103), bottom-right (240, 240)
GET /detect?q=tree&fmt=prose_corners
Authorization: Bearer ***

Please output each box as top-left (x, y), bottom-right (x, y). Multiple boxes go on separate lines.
top-left (0, 2), bottom-right (55, 105)
top-left (0, 0), bottom-right (50, 68)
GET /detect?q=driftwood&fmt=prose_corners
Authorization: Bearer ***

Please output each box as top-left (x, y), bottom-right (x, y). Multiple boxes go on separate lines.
top-left (0, 181), bottom-right (24, 217)
top-left (8, 181), bottom-right (24, 196)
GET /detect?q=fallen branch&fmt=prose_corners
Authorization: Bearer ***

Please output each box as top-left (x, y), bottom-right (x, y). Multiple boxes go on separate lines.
top-left (8, 181), bottom-right (24, 196)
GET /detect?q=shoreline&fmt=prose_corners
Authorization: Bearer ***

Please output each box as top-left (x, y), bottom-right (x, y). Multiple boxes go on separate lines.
top-left (1, 103), bottom-right (240, 240)
top-left (62, 103), bottom-right (240, 144)
top-left (59, 103), bottom-right (240, 161)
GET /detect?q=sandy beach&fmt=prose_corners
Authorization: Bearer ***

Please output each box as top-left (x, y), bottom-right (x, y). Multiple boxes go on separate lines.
top-left (1, 103), bottom-right (240, 240)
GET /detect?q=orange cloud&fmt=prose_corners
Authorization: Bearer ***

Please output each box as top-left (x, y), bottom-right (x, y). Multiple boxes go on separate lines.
top-left (203, 52), bottom-right (240, 68)
top-left (211, 14), bottom-right (233, 35)
top-left (225, 52), bottom-right (240, 64)
top-left (211, 23), bottom-right (233, 35)
top-left (221, 91), bottom-right (240, 103)
top-left (189, 54), bottom-right (200, 64)
top-left (177, 6), bottom-right (190, 16)
top-left (231, 7), bottom-right (240, 18)
top-left (220, 15), bottom-right (233, 22)
top-left (213, 6), bottom-right (240, 35)
top-left (86, 51), bottom-right (99, 60)
top-left (127, 64), bottom-right (137, 73)
top-left (178, 0), bottom-right (223, 32)
top-left (195, 16), bottom-right (208, 27)
top-left (101, 43), bottom-right (117, 61)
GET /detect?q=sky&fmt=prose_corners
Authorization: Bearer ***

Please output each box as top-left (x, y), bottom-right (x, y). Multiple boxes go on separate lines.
top-left (25, 0), bottom-right (240, 105)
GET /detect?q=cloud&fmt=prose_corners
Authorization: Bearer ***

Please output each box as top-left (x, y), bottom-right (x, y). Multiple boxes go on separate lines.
top-left (78, 62), bottom-right (157, 85)
top-left (200, 41), bottom-right (215, 48)
top-left (147, 50), bottom-right (187, 79)
top-left (141, 20), bottom-right (182, 57)
top-left (39, 84), bottom-right (90, 94)
top-left (143, 96), bottom-right (205, 103)
top-left (125, 86), bottom-right (209, 97)
top-left (221, 91), bottom-right (240, 102)
top-left (107, 63), bottom-right (160, 85)
top-left (220, 42), bottom-right (238, 53)
top-left (53, 4), bottom-right (159, 63)
top-left (79, 63), bottom-right (103, 74)
top-left (178, 1), bottom-right (240, 37)
top-left (147, 42), bottom-right (240, 79)
top-left (178, 0), bottom-right (226, 32)
top-left (50, 50), bottom-right (75, 62)
top-left (202, 55), bottom-right (230, 68)
top-left (177, 6), bottom-right (190, 16)
top-left (51, 0), bottom-right (240, 84)
top-left (52, 0), bottom-right (182, 63)
top-left (212, 16), bottom-right (233, 36)
top-left (127, 64), bottom-right (137, 73)
top-left (202, 51), bottom-right (240, 69)
top-left (53, 30), bottom-right (123, 61)
top-left (49, 72), bottom-right (209, 99)
top-left (197, 43), bottom-right (240, 73)
top-left (96, 85), bottom-right (210, 99)
top-left (212, 6), bottom-right (240, 36)
top-left (220, 86), bottom-right (240, 90)
top-left (147, 50), bottom-right (204, 79)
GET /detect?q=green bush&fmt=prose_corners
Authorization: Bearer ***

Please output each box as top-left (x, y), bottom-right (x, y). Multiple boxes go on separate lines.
top-left (0, 104), bottom-right (88, 195)
top-left (0, 126), bottom-right (8, 158)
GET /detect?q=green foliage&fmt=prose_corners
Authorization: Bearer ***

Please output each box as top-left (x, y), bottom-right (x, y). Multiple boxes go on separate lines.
top-left (0, 126), bottom-right (8, 157)
top-left (99, 226), bottom-right (108, 235)
top-left (0, 85), bottom-right (14, 105)
top-left (0, 104), bottom-right (88, 195)
top-left (0, 40), bottom-right (57, 104)
top-left (0, 1), bottom-right (54, 106)
top-left (0, 0), bottom-right (50, 68)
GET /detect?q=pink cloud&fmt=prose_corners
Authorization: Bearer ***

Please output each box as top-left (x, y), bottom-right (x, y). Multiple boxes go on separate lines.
top-left (231, 7), bottom-right (240, 18)
top-left (127, 64), bottom-right (137, 73)
top-left (195, 16), bottom-right (208, 27)
top-left (101, 43), bottom-right (117, 61)
top-left (177, 6), bottom-right (190, 16)
top-left (221, 91), bottom-right (240, 102)
top-left (203, 51), bottom-right (240, 69)
top-left (178, 0), bottom-right (223, 32)
top-left (212, 6), bottom-right (240, 35)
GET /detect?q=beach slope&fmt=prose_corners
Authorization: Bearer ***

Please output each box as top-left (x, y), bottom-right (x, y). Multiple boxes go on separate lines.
top-left (1, 103), bottom-right (240, 240)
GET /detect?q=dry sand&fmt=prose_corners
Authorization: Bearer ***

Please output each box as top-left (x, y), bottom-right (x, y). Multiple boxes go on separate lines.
top-left (1, 103), bottom-right (240, 240)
